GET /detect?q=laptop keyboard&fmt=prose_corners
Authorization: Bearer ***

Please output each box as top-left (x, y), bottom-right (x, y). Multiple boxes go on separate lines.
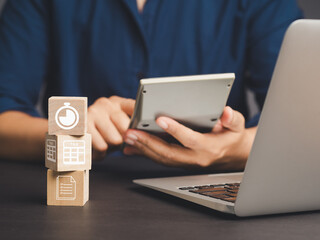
top-left (179, 183), bottom-right (240, 203)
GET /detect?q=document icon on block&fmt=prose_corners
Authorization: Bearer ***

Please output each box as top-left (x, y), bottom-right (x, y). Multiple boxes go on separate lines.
top-left (56, 176), bottom-right (76, 200)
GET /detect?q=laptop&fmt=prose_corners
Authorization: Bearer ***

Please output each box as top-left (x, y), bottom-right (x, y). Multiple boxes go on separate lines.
top-left (133, 19), bottom-right (320, 217)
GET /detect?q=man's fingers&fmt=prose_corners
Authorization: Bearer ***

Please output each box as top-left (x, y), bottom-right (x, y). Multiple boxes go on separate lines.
top-left (119, 98), bottom-right (135, 116)
top-left (88, 96), bottom-right (135, 156)
top-left (124, 142), bottom-right (167, 165)
top-left (95, 117), bottom-right (123, 145)
top-left (88, 121), bottom-right (108, 159)
top-left (124, 135), bottom-right (166, 163)
top-left (123, 146), bottom-right (141, 155)
top-left (125, 130), bottom-right (169, 155)
top-left (124, 130), bottom-right (197, 166)
top-left (110, 110), bottom-right (131, 135)
top-left (156, 117), bottom-right (203, 149)
top-left (220, 106), bottom-right (245, 132)
top-left (212, 119), bottom-right (223, 133)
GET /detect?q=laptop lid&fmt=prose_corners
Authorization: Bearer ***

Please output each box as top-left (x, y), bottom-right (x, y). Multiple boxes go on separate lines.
top-left (235, 20), bottom-right (320, 216)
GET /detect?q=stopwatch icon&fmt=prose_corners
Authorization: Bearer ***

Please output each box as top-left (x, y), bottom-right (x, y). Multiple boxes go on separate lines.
top-left (55, 102), bottom-right (79, 130)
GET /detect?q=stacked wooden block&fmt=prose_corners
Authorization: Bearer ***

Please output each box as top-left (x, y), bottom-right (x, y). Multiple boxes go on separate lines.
top-left (45, 97), bottom-right (91, 206)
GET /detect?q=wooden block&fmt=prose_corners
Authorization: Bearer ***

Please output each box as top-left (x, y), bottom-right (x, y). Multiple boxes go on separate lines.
top-left (47, 169), bottom-right (89, 206)
top-left (85, 168), bottom-right (89, 202)
top-left (48, 97), bottom-right (87, 135)
top-left (45, 133), bottom-right (92, 172)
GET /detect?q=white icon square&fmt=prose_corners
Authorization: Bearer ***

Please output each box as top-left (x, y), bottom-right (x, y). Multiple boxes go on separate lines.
top-left (63, 140), bottom-right (85, 165)
top-left (46, 139), bottom-right (56, 162)
top-left (56, 176), bottom-right (76, 200)
top-left (55, 102), bottom-right (79, 130)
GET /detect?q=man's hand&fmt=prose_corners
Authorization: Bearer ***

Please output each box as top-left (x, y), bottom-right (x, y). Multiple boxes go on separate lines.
top-left (123, 107), bottom-right (256, 171)
top-left (88, 96), bottom-right (135, 160)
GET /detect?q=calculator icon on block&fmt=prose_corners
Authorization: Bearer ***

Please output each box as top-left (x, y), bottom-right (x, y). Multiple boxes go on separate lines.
top-left (63, 140), bottom-right (85, 165)
top-left (46, 139), bottom-right (57, 162)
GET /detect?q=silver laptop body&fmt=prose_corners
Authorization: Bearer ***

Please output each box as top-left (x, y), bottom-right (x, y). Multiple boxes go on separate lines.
top-left (134, 20), bottom-right (320, 217)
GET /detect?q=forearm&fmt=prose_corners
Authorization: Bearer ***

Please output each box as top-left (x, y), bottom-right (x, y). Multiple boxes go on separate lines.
top-left (0, 111), bottom-right (47, 161)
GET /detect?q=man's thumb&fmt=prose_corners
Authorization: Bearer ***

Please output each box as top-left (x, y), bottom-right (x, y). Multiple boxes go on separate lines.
top-left (220, 106), bottom-right (245, 132)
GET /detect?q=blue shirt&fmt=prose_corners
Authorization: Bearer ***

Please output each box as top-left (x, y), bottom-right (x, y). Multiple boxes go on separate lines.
top-left (0, 0), bottom-right (302, 127)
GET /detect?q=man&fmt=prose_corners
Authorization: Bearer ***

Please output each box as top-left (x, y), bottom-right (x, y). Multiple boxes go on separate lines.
top-left (0, 0), bottom-right (302, 170)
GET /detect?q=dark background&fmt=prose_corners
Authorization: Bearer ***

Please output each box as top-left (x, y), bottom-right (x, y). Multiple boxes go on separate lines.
top-left (297, 0), bottom-right (320, 18)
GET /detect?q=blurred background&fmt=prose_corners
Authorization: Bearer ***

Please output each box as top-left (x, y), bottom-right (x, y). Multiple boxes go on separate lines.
top-left (297, 0), bottom-right (320, 18)
top-left (0, 0), bottom-right (319, 117)
top-left (246, 0), bottom-right (320, 116)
